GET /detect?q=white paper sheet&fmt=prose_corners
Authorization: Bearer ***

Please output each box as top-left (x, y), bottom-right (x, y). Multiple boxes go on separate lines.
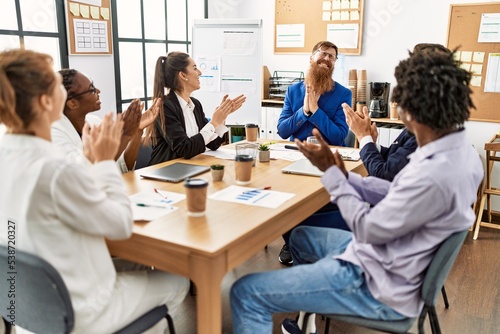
top-left (202, 148), bottom-right (236, 160)
top-left (131, 205), bottom-right (178, 221)
top-left (327, 23), bottom-right (359, 49)
top-left (129, 190), bottom-right (185, 221)
top-left (337, 148), bottom-right (360, 161)
top-left (484, 53), bottom-right (500, 92)
top-left (478, 13), bottom-right (500, 43)
top-left (202, 145), bottom-right (359, 162)
top-left (197, 56), bottom-right (221, 92)
top-left (209, 185), bottom-right (295, 209)
top-left (276, 24), bottom-right (305, 48)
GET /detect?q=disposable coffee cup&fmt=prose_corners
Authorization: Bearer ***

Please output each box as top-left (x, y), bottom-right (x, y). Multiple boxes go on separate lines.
top-left (184, 178), bottom-right (208, 217)
top-left (234, 155), bottom-right (253, 185)
top-left (245, 124), bottom-right (259, 142)
top-left (356, 101), bottom-right (366, 113)
top-left (235, 142), bottom-right (258, 167)
top-left (389, 102), bottom-right (399, 120)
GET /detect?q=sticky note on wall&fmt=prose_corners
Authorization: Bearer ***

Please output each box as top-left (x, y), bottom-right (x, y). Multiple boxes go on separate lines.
top-left (470, 64), bottom-right (483, 75)
top-left (473, 52), bottom-right (485, 63)
top-left (101, 7), bottom-right (110, 20)
top-left (90, 6), bottom-right (99, 19)
top-left (69, 2), bottom-right (80, 16)
top-left (80, 4), bottom-right (89, 18)
top-left (461, 51), bottom-right (473, 62)
top-left (332, 11), bottom-right (341, 20)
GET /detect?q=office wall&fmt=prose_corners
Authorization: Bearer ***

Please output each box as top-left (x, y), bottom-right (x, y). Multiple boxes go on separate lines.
top-left (68, 55), bottom-right (116, 116)
top-left (224, 0), bottom-right (500, 210)
top-left (72, 0), bottom-right (500, 210)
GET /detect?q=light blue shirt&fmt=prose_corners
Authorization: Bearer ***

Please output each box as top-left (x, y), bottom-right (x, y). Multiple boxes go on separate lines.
top-left (321, 129), bottom-right (483, 317)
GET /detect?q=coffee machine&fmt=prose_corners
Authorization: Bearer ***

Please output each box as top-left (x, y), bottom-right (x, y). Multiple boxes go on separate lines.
top-left (368, 82), bottom-right (390, 118)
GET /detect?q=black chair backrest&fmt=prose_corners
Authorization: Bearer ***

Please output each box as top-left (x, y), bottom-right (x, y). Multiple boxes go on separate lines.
top-left (0, 245), bottom-right (74, 333)
top-left (421, 230), bottom-right (468, 306)
top-left (136, 144), bottom-right (153, 169)
top-left (345, 130), bottom-right (356, 148)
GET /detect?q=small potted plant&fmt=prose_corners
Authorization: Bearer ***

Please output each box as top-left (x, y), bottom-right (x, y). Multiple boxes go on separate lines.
top-left (258, 143), bottom-right (270, 162)
top-left (210, 164), bottom-right (225, 181)
top-left (231, 127), bottom-right (245, 143)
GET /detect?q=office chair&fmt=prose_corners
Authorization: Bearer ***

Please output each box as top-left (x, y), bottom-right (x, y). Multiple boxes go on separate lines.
top-left (344, 130), bottom-right (356, 148)
top-left (135, 143), bottom-right (153, 169)
top-left (301, 229), bottom-right (469, 334)
top-left (0, 245), bottom-right (176, 334)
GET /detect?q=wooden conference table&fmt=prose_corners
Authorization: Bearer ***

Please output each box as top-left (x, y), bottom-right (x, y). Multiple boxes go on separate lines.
top-left (107, 142), bottom-right (366, 334)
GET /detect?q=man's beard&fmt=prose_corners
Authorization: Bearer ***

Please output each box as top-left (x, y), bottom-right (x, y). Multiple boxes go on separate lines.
top-left (305, 61), bottom-right (334, 95)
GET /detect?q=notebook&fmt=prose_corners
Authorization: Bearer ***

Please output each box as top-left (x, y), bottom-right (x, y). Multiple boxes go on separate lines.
top-left (139, 162), bottom-right (210, 183)
top-left (281, 159), bottom-right (324, 177)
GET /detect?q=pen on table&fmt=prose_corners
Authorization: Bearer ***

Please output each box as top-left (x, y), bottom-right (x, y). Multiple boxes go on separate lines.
top-left (136, 203), bottom-right (170, 209)
top-left (284, 145), bottom-right (299, 150)
top-left (242, 186), bottom-right (271, 194)
top-left (154, 188), bottom-right (168, 199)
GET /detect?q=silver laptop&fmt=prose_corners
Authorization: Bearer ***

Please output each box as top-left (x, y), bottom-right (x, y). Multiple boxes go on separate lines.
top-left (281, 159), bottom-right (324, 177)
top-left (139, 162), bottom-right (210, 183)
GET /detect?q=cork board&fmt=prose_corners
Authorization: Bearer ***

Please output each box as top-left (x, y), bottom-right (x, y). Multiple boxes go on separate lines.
top-left (274, 0), bottom-right (364, 55)
top-left (447, 3), bottom-right (500, 123)
top-left (65, 0), bottom-right (112, 55)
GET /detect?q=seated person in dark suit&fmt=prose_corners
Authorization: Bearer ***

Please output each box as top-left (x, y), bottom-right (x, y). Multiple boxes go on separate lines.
top-left (278, 123), bottom-right (416, 265)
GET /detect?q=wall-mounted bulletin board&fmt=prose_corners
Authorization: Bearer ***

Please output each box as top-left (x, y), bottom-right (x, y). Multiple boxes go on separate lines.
top-left (65, 0), bottom-right (112, 55)
top-left (447, 3), bottom-right (500, 123)
top-left (274, 0), bottom-right (364, 55)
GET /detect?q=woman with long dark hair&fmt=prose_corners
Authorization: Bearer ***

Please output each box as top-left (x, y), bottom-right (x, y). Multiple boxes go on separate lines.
top-left (144, 51), bottom-right (246, 164)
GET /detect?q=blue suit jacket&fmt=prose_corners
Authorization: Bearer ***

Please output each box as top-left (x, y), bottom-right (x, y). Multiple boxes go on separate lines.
top-left (360, 129), bottom-right (417, 181)
top-left (277, 81), bottom-right (350, 146)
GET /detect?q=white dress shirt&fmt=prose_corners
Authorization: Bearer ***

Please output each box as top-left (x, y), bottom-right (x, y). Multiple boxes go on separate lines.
top-left (175, 93), bottom-right (228, 144)
top-left (322, 129), bottom-right (482, 317)
top-left (0, 134), bottom-right (134, 330)
top-left (51, 114), bottom-right (129, 173)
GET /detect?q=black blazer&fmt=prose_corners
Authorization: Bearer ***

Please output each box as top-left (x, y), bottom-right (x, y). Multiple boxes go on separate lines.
top-left (149, 93), bottom-right (224, 165)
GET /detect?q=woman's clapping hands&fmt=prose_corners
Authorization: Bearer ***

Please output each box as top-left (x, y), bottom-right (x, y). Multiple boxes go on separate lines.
top-left (210, 94), bottom-right (246, 127)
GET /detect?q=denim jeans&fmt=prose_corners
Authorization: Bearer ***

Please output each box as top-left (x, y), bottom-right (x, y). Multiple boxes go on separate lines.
top-left (230, 227), bottom-right (405, 333)
top-left (282, 203), bottom-right (349, 245)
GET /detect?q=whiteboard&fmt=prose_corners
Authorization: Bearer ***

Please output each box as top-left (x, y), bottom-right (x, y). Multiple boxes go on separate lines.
top-left (192, 19), bottom-right (263, 126)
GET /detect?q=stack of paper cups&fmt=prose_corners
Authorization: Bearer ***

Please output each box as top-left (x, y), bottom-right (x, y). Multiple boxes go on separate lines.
top-left (348, 86), bottom-right (356, 108)
top-left (348, 69), bottom-right (357, 107)
top-left (389, 102), bottom-right (399, 120)
top-left (356, 69), bottom-right (367, 106)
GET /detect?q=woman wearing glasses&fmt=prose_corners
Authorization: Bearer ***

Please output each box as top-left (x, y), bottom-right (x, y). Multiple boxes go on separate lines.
top-left (144, 51), bottom-right (246, 164)
top-left (52, 69), bottom-right (160, 172)
top-left (277, 40), bottom-right (350, 147)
